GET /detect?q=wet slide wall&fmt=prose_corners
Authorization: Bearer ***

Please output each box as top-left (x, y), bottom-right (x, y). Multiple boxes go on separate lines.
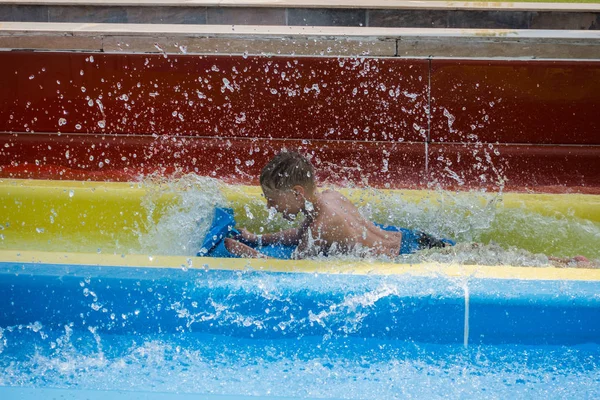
top-left (0, 52), bottom-right (598, 193)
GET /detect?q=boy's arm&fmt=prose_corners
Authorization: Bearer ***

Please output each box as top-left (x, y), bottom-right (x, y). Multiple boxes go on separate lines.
top-left (262, 228), bottom-right (302, 246)
top-left (224, 238), bottom-right (269, 259)
top-left (236, 226), bottom-right (305, 247)
top-left (264, 217), bottom-right (313, 246)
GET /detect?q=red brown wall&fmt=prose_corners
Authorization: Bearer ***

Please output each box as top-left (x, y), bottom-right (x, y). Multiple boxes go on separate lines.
top-left (1, 52), bottom-right (599, 192)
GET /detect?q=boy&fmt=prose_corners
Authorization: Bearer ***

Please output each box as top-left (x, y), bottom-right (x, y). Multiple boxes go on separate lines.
top-left (224, 151), bottom-right (449, 259)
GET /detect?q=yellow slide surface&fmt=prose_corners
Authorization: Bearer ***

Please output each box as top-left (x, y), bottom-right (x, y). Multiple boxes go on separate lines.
top-left (1, 178), bottom-right (599, 279)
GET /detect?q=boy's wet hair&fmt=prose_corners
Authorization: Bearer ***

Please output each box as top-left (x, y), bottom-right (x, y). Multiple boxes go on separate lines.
top-left (260, 151), bottom-right (316, 192)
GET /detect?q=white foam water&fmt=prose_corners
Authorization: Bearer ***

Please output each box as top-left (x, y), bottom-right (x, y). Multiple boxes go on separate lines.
top-left (1, 328), bottom-right (598, 399)
top-left (132, 178), bottom-right (599, 265)
top-left (135, 174), bottom-right (227, 256)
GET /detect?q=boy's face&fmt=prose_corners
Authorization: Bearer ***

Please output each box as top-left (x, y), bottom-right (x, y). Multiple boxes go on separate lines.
top-left (262, 187), bottom-right (304, 221)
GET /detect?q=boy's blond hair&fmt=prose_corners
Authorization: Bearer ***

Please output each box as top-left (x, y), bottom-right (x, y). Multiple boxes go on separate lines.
top-left (260, 151), bottom-right (316, 192)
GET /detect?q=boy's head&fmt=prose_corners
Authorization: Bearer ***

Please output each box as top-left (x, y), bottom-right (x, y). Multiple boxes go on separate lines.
top-left (260, 151), bottom-right (316, 219)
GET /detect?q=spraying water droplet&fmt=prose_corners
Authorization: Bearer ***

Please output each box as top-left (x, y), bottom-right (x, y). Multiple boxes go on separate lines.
top-left (443, 108), bottom-right (456, 133)
top-left (95, 99), bottom-right (104, 113)
top-left (30, 321), bottom-right (43, 332)
top-left (235, 112), bottom-right (246, 124)
top-left (221, 78), bottom-right (234, 93)
top-left (244, 205), bottom-right (254, 220)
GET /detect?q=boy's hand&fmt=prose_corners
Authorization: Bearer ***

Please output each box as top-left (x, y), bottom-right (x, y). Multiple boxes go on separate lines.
top-left (235, 228), bottom-right (259, 245)
top-left (224, 238), bottom-right (268, 259)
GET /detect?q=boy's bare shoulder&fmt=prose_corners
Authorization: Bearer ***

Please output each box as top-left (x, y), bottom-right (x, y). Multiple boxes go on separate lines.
top-left (320, 188), bottom-right (339, 196)
top-left (321, 189), bottom-right (360, 213)
top-left (320, 189), bottom-right (351, 204)
top-left (314, 190), bottom-right (360, 231)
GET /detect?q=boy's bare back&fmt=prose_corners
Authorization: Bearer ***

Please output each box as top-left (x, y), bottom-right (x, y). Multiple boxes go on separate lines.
top-left (295, 190), bottom-right (402, 258)
top-left (225, 151), bottom-right (406, 260)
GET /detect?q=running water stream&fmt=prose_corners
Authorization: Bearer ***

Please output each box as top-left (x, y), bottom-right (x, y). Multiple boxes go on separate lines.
top-left (133, 175), bottom-right (600, 265)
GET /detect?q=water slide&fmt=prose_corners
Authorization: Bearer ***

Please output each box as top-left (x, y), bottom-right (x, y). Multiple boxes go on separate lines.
top-left (1, 2), bottom-right (600, 397)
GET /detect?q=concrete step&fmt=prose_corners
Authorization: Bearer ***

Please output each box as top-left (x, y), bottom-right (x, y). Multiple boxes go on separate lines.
top-left (0, 0), bottom-right (598, 30)
top-left (1, 22), bottom-right (599, 59)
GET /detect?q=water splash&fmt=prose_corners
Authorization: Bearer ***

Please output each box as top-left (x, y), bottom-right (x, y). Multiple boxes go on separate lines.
top-left (352, 189), bottom-right (600, 262)
top-left (134, 179), bottom-right (598, 263)
top-left (4, 174), bottom-right (597, 263)
top-left (136, 174), bottom-right (227, 256)
top-left (0, 328), bottom-right (598, 399)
